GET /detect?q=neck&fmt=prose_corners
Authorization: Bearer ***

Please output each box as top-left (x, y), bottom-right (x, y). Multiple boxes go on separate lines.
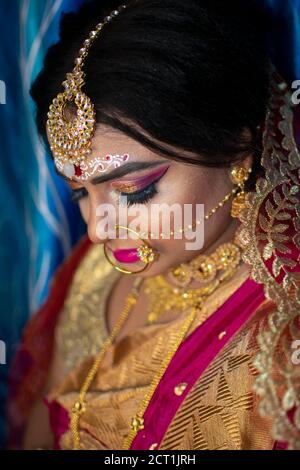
top-left (204, 218), bottom-right (240, 256)
top-left (165, 218), bottom-right (245, 289)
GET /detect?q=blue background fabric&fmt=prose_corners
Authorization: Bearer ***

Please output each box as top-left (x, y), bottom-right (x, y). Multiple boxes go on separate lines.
top-left (0, 0), bottom-right (86, 447)
top-left (0, 0), bottom-right (299, 448)
top-left (262, 0), bottom-right (300, 83)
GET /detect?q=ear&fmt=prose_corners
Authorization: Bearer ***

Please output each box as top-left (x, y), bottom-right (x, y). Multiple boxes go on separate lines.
top-left (238, 127), bottom-right (255, 172)
top-left (241, 153), bottom-right (253, 172)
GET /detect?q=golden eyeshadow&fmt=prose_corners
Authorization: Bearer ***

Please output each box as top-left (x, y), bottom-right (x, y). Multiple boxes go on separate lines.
top-left (110, 165), bottom-right (170, 193)
top-left (113, 183), bottom-right (140, 193)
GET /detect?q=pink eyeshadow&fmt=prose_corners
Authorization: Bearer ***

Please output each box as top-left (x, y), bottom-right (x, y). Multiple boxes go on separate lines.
top-left (111, 164), bottom-right (170, 193)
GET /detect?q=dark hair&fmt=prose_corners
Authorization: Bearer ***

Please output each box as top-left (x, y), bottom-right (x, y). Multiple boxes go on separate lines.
top-left (30, 0), bottom-right (271, 189)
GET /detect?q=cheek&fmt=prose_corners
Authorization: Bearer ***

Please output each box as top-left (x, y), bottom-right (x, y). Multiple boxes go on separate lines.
top-left (144, 170), bottom-right (232, 264)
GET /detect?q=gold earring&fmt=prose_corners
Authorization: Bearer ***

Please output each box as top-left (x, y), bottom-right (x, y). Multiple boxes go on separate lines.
top-left (230, 165), bottom-right (251, 218)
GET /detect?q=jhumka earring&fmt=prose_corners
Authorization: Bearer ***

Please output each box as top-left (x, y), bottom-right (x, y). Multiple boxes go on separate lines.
top-left (201, 165), bottom-right (252, 221)
top-left (230, 165), bottom-right (252, 218)
top-left (103, 225), bottom-right (159, 274)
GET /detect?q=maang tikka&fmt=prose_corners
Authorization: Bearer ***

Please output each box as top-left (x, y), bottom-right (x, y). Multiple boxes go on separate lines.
top-left (46, 4), bottom-right (128, 181)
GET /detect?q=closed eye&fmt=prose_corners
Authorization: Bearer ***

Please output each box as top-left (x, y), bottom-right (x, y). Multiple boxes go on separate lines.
top-left (70, 164), bottom-right (168, 205)
top-left (119, 182), bottom-right (158, 206)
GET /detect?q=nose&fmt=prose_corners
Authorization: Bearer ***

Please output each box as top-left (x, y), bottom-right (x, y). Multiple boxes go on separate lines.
top-left (87, 210), bottom-right (101, 244)
top-left (86, 196), bottom-right (114, 245)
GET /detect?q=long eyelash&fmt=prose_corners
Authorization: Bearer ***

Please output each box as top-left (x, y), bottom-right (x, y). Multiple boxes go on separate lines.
top-left (120, 182), bottom-right (158, 206)
top-left (70, 187), bottom-right (88, 203)
top-left (71, 182), bottom-right (158, 205)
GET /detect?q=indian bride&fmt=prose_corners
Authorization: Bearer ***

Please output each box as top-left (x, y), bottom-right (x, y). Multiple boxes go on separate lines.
top-left (7, 0), bottom-right (300, 450)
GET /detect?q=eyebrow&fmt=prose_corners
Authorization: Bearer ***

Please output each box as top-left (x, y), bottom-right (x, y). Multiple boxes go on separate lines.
top-left (55, 160), bottom-right (168, 184)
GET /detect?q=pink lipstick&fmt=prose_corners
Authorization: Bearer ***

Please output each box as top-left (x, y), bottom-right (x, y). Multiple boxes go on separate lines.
top-left (110, 247), bottom-right (140, 264)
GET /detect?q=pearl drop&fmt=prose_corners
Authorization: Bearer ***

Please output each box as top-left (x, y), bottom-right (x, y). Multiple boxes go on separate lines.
top-left (63, 162), bottom-right (75, 178)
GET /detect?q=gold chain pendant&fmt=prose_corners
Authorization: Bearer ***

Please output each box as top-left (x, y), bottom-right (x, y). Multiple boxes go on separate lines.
top-left (70, 277), bottom-right (142, 450)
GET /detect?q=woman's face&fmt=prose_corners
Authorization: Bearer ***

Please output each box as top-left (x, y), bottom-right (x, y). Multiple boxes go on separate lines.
top-left (54, 124), bottom-right (245, 277)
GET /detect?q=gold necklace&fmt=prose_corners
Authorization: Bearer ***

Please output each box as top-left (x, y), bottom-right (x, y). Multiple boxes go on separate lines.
top-left (70, 243), bottom-right (242, 450)
top-left (144, 241), bottom-right (241, 324)
top-left (122, 302), bottom-right (202, 450)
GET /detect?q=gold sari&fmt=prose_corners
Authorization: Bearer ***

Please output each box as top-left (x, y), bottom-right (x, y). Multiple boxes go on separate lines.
top-left (44, 244), bottom-right (274, 450)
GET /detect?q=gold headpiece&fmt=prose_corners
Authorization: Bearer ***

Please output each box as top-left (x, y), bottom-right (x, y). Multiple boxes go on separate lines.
top-left (238, 71), bottom-right (300, 449)
top-left (46, 4), bottom-right (128, 180)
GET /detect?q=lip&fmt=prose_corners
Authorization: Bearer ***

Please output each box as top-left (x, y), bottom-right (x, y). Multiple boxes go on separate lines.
top-left (110, 247), bottom-right (140, 264)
